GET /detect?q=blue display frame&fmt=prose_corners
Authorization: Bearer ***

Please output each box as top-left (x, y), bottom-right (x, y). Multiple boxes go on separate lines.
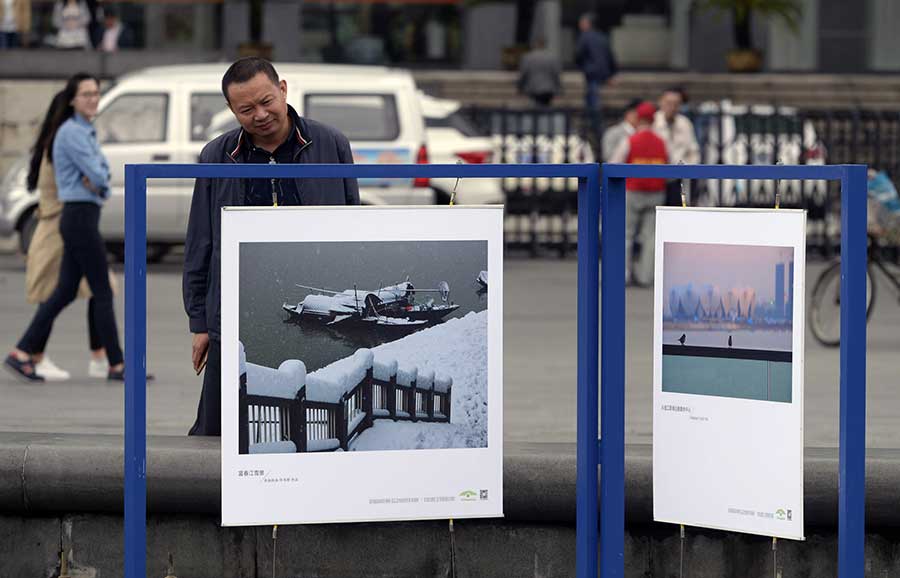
top-left (122, 162), bottom-right (865, 578)
top-left (601, 163), bottom-right (867, 578)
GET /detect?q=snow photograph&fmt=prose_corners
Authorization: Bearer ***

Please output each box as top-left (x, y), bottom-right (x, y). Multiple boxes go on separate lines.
top-left (661, 242), bottom-right (794, 403)
top-left (237, 240), bottom-right (489, 455)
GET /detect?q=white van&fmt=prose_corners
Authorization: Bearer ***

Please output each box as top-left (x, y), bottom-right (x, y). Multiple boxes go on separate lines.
top-left (0, 63), bottom-right (431, 261)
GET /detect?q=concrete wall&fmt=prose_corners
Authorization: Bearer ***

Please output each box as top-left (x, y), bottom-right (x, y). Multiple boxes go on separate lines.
top-left (2, 434), bottom-right (900, 576)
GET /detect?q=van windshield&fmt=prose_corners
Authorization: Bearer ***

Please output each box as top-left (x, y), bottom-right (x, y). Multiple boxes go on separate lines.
top-left (304, 94), bottom-right (400, 141)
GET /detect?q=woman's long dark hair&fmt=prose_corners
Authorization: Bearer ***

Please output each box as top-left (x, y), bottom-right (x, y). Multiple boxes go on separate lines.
top-left (26, 72), bottom-right (100, 191)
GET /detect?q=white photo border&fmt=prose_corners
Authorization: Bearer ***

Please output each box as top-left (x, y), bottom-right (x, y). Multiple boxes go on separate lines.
top-left (221, 206), bottom-right (504, 527)
top-left (652, 207), bottom-right (806, 540)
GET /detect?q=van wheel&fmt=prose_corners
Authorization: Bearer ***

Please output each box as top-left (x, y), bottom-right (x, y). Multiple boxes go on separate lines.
top-left (107, 243), bottom-right (170, 264)
top-left (18, 209), bottom-right (38, 255)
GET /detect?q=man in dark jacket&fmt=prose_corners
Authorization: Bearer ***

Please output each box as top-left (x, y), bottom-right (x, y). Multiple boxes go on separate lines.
top-left (575, 13), bottom-right (617, 111)
top-left (184, 57), bottom-right (359, 436)
top-left (517, 38), bottom-right (561, 107)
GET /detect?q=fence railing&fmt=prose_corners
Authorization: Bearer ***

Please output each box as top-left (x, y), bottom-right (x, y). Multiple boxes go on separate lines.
top-left (238, 349), bottom-right (453, 454)
top-left (463, 104), bottom-right (900, 258)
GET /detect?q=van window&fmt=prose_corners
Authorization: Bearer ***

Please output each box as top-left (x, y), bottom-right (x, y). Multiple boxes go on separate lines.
top-left (95, 93), bottom-right (168, 144)
top-left (191, 93), bottom-right (238, 141)
top-left (304, 94), bottom-right (400, 141)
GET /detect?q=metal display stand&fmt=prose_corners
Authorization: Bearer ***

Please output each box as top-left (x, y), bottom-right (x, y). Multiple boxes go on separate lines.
top-left (123, 162), bottom-right (866, 578)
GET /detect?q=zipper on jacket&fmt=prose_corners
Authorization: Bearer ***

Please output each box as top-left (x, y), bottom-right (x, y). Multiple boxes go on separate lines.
top-left (269, 156), bottom-right (278, 206)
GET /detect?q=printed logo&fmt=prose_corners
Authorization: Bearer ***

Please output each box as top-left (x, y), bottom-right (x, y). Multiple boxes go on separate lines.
top-left (775, 509), bottom-right (786, 521)
top-left (787, 509), bottom-right (792, 521)
top-left (480, 490), bottom-right (489, 501)
top-left (459, 490), bottom-right (478, 501)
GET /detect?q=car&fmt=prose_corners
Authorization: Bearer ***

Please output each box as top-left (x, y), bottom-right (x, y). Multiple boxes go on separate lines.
top-left (0, 63), bottom-right (431, 260)
top-left (418, 92), bottom-right (503, 205)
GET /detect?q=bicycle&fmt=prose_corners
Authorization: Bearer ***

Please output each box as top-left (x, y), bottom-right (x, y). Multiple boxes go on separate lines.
top-left (809, 235), bottom-right (900, 347)
top-left (809, 170), bottom-right (900, 347)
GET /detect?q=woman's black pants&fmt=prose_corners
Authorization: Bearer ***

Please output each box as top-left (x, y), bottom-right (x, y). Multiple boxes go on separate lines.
top-left (17, 202), bottom-right (123, 366)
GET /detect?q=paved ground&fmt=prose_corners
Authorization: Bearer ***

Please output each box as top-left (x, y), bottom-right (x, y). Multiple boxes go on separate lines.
top-left (0, 251), bottom-right (898, 447)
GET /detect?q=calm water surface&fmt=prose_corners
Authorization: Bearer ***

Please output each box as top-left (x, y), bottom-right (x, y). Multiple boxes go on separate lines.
top-left (239, 241), bottom-right (488, 371)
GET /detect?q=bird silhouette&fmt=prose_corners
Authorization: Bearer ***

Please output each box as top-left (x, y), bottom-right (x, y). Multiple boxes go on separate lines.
top-left (678, 333), bottom-right (686, 345)
top-left (728, 335), bottom-right (733, 347)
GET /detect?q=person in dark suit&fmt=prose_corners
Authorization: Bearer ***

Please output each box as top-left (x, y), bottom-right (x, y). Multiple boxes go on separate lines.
top-left (575, 13), bottom-right (617, 112)
top-left (517, 38), bottom-right (561, 107)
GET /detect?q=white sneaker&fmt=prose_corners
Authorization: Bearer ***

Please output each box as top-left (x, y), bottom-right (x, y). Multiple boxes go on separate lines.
top-left (88, 358), bottom-right (110, 379)
top-left (34, 357), bottom-right (71, 381)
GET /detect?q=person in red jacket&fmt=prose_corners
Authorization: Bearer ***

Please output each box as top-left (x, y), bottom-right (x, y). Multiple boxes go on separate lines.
top-left (608, 101), bottom-right (669, 286)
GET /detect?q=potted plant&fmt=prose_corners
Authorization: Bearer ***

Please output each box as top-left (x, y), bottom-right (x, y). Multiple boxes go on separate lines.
top-left (697, 0), bottom-right (802, 72)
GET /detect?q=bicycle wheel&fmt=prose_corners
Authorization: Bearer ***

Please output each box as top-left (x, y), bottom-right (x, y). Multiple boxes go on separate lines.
top-left (808, 260), bottom-right (876, 347)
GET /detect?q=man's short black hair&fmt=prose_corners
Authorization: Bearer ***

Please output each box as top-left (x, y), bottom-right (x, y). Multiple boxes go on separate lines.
top-left (221, 57), bottom-right (280, 101)
top-left (625, 97), bottom-right (643, 112)
top-left (662, 86), bottom-right (688, 102)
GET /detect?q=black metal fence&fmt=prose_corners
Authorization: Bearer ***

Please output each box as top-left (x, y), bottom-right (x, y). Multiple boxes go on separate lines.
top-left (464, 105), bottom-right (900, 258)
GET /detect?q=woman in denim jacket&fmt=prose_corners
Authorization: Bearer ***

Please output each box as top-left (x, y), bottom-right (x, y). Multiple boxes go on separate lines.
top-left (5, 73), bottom-right (130, 382)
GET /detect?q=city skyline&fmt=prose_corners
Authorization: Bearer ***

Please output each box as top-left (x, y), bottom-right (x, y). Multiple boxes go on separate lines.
top-left (663, 242), bottom-right (794, 303)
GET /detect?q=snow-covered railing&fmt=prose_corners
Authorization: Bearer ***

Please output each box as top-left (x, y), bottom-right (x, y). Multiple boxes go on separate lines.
top-left (238, 343), bottom-right (452, 454)
top-left (372, 361), bottom-right (453, 425)
top-left (238, 342), bottom-right (307, 454)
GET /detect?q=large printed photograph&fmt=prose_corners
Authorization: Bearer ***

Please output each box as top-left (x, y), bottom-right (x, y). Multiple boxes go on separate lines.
top-left (661, 242), bottom-right (794, 404)
top-left (237, 240), bottom-right (489, 455)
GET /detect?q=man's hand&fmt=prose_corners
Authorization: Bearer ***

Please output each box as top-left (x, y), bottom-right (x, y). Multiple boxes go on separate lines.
top-left (192, 332), bottom-right (210, 373)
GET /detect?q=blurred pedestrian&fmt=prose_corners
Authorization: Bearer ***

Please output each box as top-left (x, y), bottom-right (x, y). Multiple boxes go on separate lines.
top-left (5, 73), bottom-right (130, 383)
top-left (602, 97), bottom-right (641, 162)
top-left (654, 87), bottom-right (699, 205)
top-left (53, 0), bottom-right (90, 50)
top-left (0, 0), bottom-right (30, 48)
top-left (99, 8), bottom-right (132, 52)
top-left (609, 101), bottom-right (668, 286)
top-left (21, 90), bottom-right (116, 381)
top-left (517, 38), bottom-right (561, 108)
top-left (184, 57), bottom-right (359, 436)
top-left (575, 13), bottom-right (617, 112)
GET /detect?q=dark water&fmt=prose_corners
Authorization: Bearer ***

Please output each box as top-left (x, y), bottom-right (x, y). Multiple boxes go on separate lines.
top-left (239, 241), bottom-right (488, 371)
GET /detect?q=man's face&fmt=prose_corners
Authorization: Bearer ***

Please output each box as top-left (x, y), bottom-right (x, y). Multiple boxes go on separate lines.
top-left (226, 72), bottom-right (289, 142)
top-left (578, 17), bottom-right (590, 32)
top-left (659, 91), bottom-right (682, 121)
top-left (624, 109), bottom-right (638, 127)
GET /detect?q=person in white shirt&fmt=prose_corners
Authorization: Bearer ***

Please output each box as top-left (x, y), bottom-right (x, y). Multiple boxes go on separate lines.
top-left (53, 0), bottom-right (90, 50)
top-left (653, 87), bottom-right (700, 205)
top-left (0, 0), bottom-right (30, 48)
top-left (602, 98), bottom-right (641, 162)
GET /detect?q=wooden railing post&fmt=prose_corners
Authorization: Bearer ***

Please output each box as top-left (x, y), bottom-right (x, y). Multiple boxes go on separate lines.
top-left (291, 387), bottom-right (306, 453)
top-left (446, 384), bottom-right (452, 422)
top-left (337, 397), bottom-right (348, 451)
top-left (238, 375), bottom-right (249, 455)
top-left (388, 373), bottom-right (397, 420)
top-left (363, 368), bottom-right (374, 430)
top-left (410, 379), bottom-right (418, 423)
